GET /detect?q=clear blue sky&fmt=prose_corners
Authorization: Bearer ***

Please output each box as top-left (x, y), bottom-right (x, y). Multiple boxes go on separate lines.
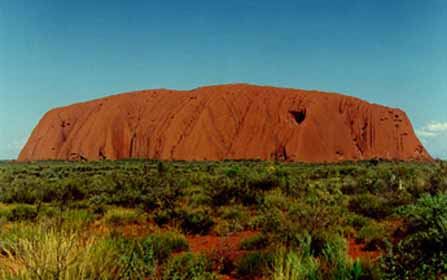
top-left (1, 0), bottom-right (446, 159)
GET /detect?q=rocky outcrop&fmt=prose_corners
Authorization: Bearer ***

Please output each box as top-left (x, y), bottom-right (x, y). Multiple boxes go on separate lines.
top-left (18, 84), bottom-right (432, 162)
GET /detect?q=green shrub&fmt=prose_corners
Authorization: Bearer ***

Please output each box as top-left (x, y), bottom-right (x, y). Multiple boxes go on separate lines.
top-left (272, 235), bottom-right (370, 280)
top-left (0, 207), bottom-right (11, 221)
top-left (239, 233), bottom-right (268, 250)
top-left (154, 208), bottom-right (173, 226)
top-left (219, 204), bottom-right (248, 220)
top-left (356, 221), bottom-right (387, 251)
top-left (272, 247), bottom-right (319, 280)
top-left (104, 208), bottom-right (141, 227)
top-left (212, 219), bottom-right (233, 236)
top-left (113, 237), bottom-right (157, 280)
top-left (37, 205), bottom-right (59, 218)
top-left (0, 177), bottom-right (46, 204)
top-left (429, 168), bottom-right (447, 195)
top-left (320, 236), bottom-right (358, 280)
top-left (7, 204), bottom-right (38, 221)
top-left (263, 189), bottom-right (290, 210)
top-left (178, 206), bottom-right (215, 234)
top-left (346, 213), bottom-right (371, 231)
top-left (189, 192), bottom-right (212, 207)
top-left (214, 205), bottom-right (249, 234)
top-left (206, 176), bottom-right (242, 206)
top-left (57, 178), bottom-right (87, 203)
top-left (247, 214), bottom-right (264, 230)
top-left (224, 166), bottom-right (241, 177)
top-left (260, 188), bottom-right (345, 251)
top-left (381, 194), bottom-right (447, 279)
top-left (56, 209), bottom-right (95, 231)
top-left (157, 161), bottom-right (171, 175)
top-left (248, 173), bottom-right (279, 192)
top-left (349, 193), bottom-right (391, 219)
top-left (341, 175), bottom-right (360, 195)
top-left (145, 231), bottom-right (189, 262)
top-left (236, 251), bottom-right (273, 278)
top-left (162, 253), bottom-right (218, 280)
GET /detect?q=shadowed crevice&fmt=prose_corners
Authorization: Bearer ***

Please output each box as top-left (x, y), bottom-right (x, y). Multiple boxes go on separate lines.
top-left (290, 110), bottom-right (306, 124)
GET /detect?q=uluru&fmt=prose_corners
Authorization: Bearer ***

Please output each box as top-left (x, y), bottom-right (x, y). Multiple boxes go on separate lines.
top-left (18, 84), bottom-right (432, 162)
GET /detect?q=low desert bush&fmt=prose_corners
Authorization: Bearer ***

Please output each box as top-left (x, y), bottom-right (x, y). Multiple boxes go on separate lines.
top-left (224, 165), bottom-right (241, 177)
top-left (381, 194), bottom-right (447, 279)
top-left (272, 235), bottom-right (366, 280)
top-left (145, 231), bottom-right (189, 262)
top-left (260, 188), bottom-right (345, 253)
top-left (356, 221), bottom-right (387, 251)
top-left (236, 251), bottom-right (273, 278)
top-left (178, 206), bottom-right (215, 234)
top-left (6, 204), bottom-right (38, 221)
top-left (349, 193), bottom-right (391, 219)
top-left (429, 168), bottom-right (447, 195)
top-left (104, 207), bottom-right (142, 227)
top-left (320, 236), bottom-right (361, 280)
top-left (263, 189), bottom-right (290, 210)
top-left (162, 253), bottom-right (219, 280)
top-left (206, 176), bottom-right (243, 206)
top-left (272, 247), bottom-right (319, 280)
top-left (346, 213), bottom-right (371, 231)
top-left (112, 237), bottom-right (157, 279)
top-left (240, 233), bottom-right (269, 250)
top-left (213, 204), bottom-right (250, 234)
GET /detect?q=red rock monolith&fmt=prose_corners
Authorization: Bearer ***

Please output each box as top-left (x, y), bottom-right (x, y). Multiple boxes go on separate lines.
top-left (18, 84), bottom-right (432, 162)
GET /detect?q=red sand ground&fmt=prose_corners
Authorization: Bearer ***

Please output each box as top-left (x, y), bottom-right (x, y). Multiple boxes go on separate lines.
top-left (348, 239), bottom-right (381, 260)
top-left (187, 230), bottom-right (257, 258)
top-left (178, 231), bottom-right (260, 280)
top-left (19, 83), bottom-right (431, 162)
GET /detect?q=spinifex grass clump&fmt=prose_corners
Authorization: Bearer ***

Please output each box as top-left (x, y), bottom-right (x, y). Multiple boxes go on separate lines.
top-left (0, 222), bottom-right (125, 279)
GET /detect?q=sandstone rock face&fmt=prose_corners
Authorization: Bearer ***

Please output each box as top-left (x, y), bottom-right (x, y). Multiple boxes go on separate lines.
top-left (18, 84), bottom-right (432, 162)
